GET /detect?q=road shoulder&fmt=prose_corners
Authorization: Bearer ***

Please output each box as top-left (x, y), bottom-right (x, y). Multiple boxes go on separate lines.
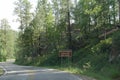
top-left (74, 74), bottom-right (97, 80)
top-left (0, 67), bottom-right (5, 76)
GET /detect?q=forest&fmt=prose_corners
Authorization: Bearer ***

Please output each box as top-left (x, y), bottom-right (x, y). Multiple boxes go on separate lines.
top-left (0, 19), bottom-right (17, 61)
top-left (0, 0), bottom-right (120, 80)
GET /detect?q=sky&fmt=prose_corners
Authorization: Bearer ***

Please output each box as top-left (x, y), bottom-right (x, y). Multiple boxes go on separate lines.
top-left (0, 0), bottom-right (37, 31)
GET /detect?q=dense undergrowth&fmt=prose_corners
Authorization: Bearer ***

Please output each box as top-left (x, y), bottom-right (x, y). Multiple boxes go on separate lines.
top-left (15, 32), bottom-right (120, 80)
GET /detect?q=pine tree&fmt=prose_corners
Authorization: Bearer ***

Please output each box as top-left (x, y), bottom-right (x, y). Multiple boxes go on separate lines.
top-left (14, 0), bottom-right (32, 31)
top-left (0, 19), bottom-right (11, 61)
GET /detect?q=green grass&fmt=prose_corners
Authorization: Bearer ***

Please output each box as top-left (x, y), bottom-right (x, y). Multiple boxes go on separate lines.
top-left (0, 68), bottom-right (4, 76)
top-left (82, 71), bottom-right (111, 80)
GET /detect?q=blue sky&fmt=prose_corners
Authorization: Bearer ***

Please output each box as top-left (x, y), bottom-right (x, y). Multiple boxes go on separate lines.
top-left (0, 0), bottom-right (37, 31)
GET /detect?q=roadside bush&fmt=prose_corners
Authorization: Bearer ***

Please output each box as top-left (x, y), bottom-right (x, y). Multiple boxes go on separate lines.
top-left (91, 38), bottom-right (112, 54)
top-left (112, 31), bottom-right (120, 54)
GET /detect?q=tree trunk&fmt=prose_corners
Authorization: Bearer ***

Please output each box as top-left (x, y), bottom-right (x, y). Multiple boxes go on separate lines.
top-left (67, 0), bottom-right (72, 49)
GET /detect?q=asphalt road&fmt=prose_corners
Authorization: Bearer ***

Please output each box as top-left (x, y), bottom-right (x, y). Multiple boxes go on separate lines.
top-left (0, 62), bottom-right (83, 80)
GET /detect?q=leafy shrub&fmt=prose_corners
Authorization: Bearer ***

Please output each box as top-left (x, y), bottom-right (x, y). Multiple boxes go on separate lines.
top-left (91, 38), bottom-right (112, 54)
top-left (112, 31), bottom-right (120, 53)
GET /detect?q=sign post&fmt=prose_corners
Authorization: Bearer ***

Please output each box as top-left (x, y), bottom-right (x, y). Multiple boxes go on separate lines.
top-left (59, 50), bottom-right (72, 67)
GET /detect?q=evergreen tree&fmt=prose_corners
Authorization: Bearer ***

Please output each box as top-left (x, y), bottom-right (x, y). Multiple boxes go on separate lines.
top-left (14, 0), bottom-right (32, 62)
top-left (0, 19), bottom-right (14, 61)
top-left (14, 0), bottom-right (32, 31)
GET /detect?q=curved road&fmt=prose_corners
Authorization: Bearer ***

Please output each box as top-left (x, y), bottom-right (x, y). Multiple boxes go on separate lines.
top-left (0, 62), bottom-right (82, 80)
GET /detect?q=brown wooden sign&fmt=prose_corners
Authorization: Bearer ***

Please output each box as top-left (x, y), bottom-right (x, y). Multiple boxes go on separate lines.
top-left (59, 50), bottom-right (72, 57)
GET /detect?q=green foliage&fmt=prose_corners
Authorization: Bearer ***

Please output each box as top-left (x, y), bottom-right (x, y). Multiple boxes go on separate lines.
top-left (112, 31), bottom-right (120, 52)
top-left (0, 19), bottom-right (17, 61)
top-left (14, 0), bottom-right (120, 80)
top-left (91, 38), bottom-right (112, 54)
top-left (14, 0), bottom-right (32, 30)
